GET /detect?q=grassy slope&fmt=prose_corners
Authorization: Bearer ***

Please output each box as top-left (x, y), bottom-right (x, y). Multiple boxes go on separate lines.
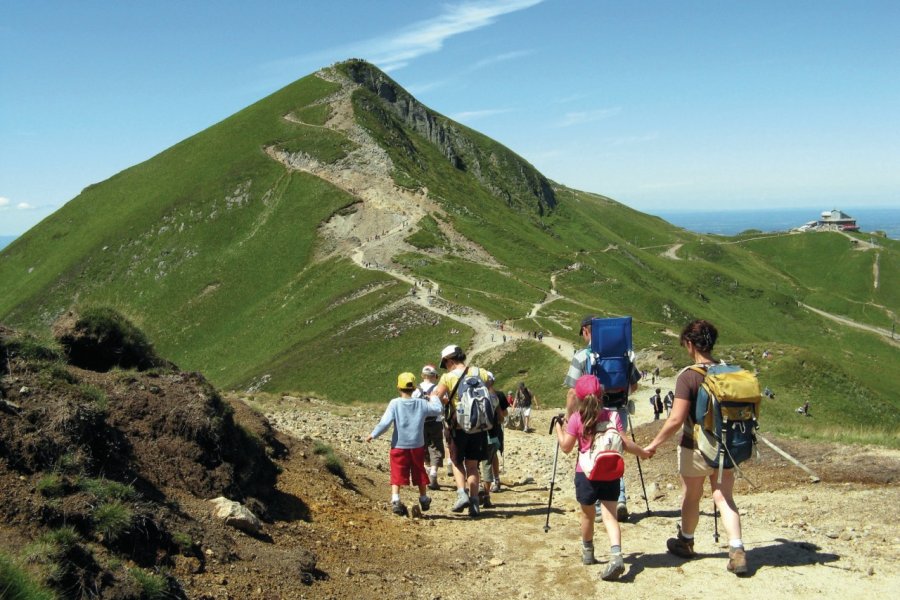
top-left (0, 63), bottom-right (897, 445)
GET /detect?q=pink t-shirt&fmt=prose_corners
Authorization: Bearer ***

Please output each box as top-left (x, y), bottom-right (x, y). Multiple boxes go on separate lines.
top-left (566, 409), bottom-right (624, 473)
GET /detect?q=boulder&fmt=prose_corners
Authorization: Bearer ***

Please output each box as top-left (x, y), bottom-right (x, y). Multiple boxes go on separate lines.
top-left (209, 497), bottom-right (261, 534)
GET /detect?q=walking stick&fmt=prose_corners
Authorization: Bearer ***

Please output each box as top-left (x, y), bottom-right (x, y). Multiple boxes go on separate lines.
top-left (628, 415), bottom-right (651, 514)
top-left (544, 415), bottom-right (562, 532)
top-left (713, 500), bottom-right (720, 543)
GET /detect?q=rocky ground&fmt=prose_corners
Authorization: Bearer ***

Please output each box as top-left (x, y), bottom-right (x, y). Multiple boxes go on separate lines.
top-left (248, 380), bottom-right (900, 600)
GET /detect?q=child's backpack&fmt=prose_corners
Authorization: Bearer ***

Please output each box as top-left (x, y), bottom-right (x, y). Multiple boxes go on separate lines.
top-left (589, 316), bottom-right (638, 407)
top-left (577, 417), bottom-right (625, 481)
top-left (690, 363), bottom-right (761, 482)
top-left (455, 369), bottom-right (496, 433)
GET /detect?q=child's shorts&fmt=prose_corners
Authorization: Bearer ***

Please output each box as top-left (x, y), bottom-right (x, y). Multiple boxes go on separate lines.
top-left (390, 447), bottom-right (429, 486)
top-left (574, 471), bottom-right (619, 506)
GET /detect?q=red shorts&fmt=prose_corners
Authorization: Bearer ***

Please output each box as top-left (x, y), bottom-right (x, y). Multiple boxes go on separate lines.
top-left (390, 447), bottom-right (429, 487)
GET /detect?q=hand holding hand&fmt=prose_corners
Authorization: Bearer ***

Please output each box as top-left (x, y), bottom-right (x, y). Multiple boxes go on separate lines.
top-left (365, 434), bottom-right (373, 443)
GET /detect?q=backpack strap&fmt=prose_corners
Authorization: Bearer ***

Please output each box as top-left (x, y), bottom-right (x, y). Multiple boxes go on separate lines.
top-left (445, 367), bottom-right (469, 425)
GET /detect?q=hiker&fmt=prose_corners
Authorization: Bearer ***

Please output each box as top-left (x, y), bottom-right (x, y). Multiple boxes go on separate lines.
top-left (515, 382), bottom-right (536, 432)
top-left (428, 345), bottom-right (492, 517)
top-left (366, 372), bottom-right (442, 516)
top-left (565, 315), bottom-right (641, 521)
top-left (650, 388), bottom-right (663, 420)
top-left (643, 319), bottom-right (749, 576)
top-left (414, 364), bottom-right (444, 490)
top-left (554, 374), bottom-right (650, 581)
top-left (796, 400), bottom-right (810, 416)
top-left (664, 390), bottom-right (674, 416)
top-left (479, 372), bottom-right (508, 505)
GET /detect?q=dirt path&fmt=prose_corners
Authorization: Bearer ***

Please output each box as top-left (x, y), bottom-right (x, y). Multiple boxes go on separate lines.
top-left (261, 382), bottom-right (900, 599)
top-left (800, 303), bottom-right (899, 347)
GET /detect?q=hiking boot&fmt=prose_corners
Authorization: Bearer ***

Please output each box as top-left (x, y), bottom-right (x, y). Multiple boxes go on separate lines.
top-left (666, 532), bottom-right (696, 558)
top-left (451, 490), bottom-right (470, 513)
top-left (491, 480), bottom-right (501, 493)
top-left (391, 501), bottom-right (407, 517)
top-left (582, 546), bottom-right (596, 565)
top-left (468, 497), bottom-right (480, 518)
top-left (727, 546), bottom-right (748, 576)
top-left (600, 554), bottom-right (625, 581)
top-left (616, 502), bottom-right (629, 522)
top-left (427, 473), bottom-right (440, 490)
top-left (481, 495), bottom-right (494, 509)
top-left (419, 495), bottom-right (431, 512)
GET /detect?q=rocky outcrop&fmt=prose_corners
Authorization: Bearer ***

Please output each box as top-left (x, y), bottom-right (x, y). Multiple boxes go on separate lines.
top-left (339, 60), bottom-right (557, 215)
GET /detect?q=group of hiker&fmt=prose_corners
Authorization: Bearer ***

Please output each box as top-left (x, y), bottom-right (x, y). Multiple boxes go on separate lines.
top-left (649, 387), bottom-right (674, 419)
top-left (367, 316), bottom-right (751, 581)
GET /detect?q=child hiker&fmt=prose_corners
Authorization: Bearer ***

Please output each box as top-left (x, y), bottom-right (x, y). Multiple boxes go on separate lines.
top-left (367, 372), bottom-right (443, 516)
top-left (554, 374), bottom-right (650, 581)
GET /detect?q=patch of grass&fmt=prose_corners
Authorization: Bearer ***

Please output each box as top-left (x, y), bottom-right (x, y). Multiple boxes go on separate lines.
top-left (78, 477), bottom-right (137, 502)
top-left (312, 442), bottom-right (346, 478)
top-left (129, 568), bottom-right (170, 600)
top-left (77, 383), bottom-right (108, 410)
top-left (91, 501), bottom-right (133, 542)
top-left (171, 532), bottom-right (193, 553)
top-left (0, 551), bottom-right (57, 600)
top-left (36, 474), bottom-right (66, 498)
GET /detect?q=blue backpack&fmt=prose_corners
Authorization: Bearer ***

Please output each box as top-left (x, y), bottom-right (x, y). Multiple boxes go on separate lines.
top-left (589, 317), bottom-right (637, 406)
top-left (690, 363), bottom-right (761, 481)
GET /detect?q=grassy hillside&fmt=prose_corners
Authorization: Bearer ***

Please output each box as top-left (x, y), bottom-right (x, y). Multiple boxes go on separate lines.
top-left (0, 60), bottom-right (897, 446)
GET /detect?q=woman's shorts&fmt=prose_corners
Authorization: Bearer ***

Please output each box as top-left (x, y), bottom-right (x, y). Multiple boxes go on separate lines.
top-left (574, 471), bottom-right (619, 506)
top-left (677, 445), bottom-right (723, 478)
top-left (390, 447), bottom-right (429, 486)
top-left (445, 427), bottom-right (489, 463)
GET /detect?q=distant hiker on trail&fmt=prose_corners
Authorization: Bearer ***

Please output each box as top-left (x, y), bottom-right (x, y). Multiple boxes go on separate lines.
top-left (554, 374), bottom-right (650, 581)
top-left (367, 372), bottom-right (442, 517)
top-left (653, 366), bottom-right (660, 384)
top-left (428, 345), bottom-right (492, 518)
top-left (479, 371), bottom-right (508, 505)
top-left (644, 319), bottom-right (749, 576)
top-left (796, 401), bottom-right (810, 416)
top-left (664, 390), bottom-right (674, 416)
top-left (565, 315), bottom-right (641, 522)
top-left (414, 364), bottom-right (444, 490)
top-left (515, 382), bottom-right (536, 432)
top-left (650, 388), bottom-right (663, 420)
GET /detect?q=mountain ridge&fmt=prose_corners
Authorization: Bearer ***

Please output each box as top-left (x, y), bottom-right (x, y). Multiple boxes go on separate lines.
top-left (0, 59), bottom-right (897, 446)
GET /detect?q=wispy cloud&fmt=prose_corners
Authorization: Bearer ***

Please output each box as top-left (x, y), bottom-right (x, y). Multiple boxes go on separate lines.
top-left (603, 132), bottom-right (659, 146)
top-left (451, 108), bottom-right (513, 121)
top-left (0, 197), bottom-right (9, 208)
top-left (0, 197), bottom-right (39, 211)
top-left (468, 49), bottom-right (535, 72)
top-left (558, 107), bottom-right (622, 127)
top-left (17, 202), bottom-right (34, 210)
top-left (372, 1), bottom-right (545, 71)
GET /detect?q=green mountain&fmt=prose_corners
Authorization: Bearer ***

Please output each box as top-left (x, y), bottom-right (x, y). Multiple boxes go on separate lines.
top-left (0, 60), bottom-right (897, 445)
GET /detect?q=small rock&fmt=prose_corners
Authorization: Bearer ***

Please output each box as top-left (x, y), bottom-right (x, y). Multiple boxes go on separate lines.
top-left (867, 566), bottom-right (875, 576)
top-left (346, 567), bottom-right (353, 576)
top-left (489, 558), bottom-right (504, 567)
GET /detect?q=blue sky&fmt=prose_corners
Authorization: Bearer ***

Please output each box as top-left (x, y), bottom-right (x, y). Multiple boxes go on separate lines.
top-left (2, 0), bottom-right (898, 236)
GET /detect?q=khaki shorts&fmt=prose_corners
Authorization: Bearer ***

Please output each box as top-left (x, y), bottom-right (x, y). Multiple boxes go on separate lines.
top-left (677, 445), bottom-right (715, 478)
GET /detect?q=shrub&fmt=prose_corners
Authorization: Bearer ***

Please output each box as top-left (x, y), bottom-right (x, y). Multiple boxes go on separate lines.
top-left (36, 474), bottom-right (66, 498)
top-left (312, 442), bottom-right (345, 478)
top-left (79, 478), bottom-right (136, 502)
top-left (54, 307), bottom-right (162, 372)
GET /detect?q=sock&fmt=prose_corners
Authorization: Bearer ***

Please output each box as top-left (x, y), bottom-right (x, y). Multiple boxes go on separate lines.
top-left (430, 466), bottom-right (437, 476)
top-left (582, 540), bottom-right (594, 550)
top-left (681, 532), bottom-right (694, 540)
top-left (420, 494), bottom-right (430, 502)
top-left (611, 545), bottom-right (622, 555)
top-left (729, 539), bottom-right (744, 549)
top-left (391, 493), bottom-right (400, 503)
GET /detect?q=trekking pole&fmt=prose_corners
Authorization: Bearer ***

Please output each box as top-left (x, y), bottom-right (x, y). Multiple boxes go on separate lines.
top-left (713, 501), bottom-right (720, 543)
top-left (544, 415), bottom-right (562, 533)
top-left (627, 416), bottom-right (651, 514)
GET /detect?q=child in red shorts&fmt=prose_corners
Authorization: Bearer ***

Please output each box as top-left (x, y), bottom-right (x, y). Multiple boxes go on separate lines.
top-left (367, 372), bottom-right (443, 515)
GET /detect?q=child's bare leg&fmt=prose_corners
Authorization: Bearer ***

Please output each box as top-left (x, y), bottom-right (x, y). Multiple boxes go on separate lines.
top-left (599, 500), bottom-right (621, 547)
top-left (581, 503), bottom-right (596, 542)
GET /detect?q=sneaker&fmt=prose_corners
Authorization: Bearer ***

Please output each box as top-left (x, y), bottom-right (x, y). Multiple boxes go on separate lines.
top-left (419, 496), bottom-right (431, 512)
top-left (582, 546), bottom-right (596, 565)
top-left (427, 473), bottom-right (440, 491)
top-left (491, 481), bottom-right (501, 493)
top-left (616, 502), bottom-right (629, 522)
top-left (666, 532), bottom-right (696, 559)
top-left (468, 498), bottom-right (480, 518)
top-left (600, 554), bottom-right (625, 581)
top-left (727, 546), bottom-right (748, 576)
top-left (391, 501), bottom-right (407, 516)
top-left (451, 490), bottom-right (470, 513)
